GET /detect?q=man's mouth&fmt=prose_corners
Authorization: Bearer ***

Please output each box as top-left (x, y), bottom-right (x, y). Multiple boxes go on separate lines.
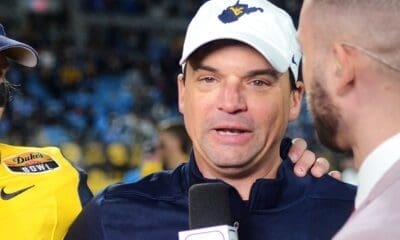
top-left (216, 128), bottom-right (247, 135)
top-left (210, 124), bottom-right (253, 144)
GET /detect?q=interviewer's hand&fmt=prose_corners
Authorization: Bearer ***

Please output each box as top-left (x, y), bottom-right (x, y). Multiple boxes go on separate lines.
top-left (288, 138), bottom-right (342, 180)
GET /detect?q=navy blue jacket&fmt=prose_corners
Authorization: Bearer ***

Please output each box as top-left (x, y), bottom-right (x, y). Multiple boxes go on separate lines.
top-left (66, 151), bottom-right (355, 240)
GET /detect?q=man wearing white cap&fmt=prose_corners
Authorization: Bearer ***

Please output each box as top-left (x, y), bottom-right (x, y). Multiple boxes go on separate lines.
top-left (0, 23), bottom-right (92, 240)
top-left (66, 1), bottom-right (355, 239)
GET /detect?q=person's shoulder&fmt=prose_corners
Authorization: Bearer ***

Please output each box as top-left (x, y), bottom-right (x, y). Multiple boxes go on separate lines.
top-left (308, 174), bottom-right (357, 201)
top-left (280, 156), bottom-right (356, 201)
top-left (102, 164), bottom-right (189, 203)
top-left (0, 143), bottom-right (60, 152)
top-left (0, 143), bottom-right (81, 174)
top-left (0, 143), bottom-right (69, 162)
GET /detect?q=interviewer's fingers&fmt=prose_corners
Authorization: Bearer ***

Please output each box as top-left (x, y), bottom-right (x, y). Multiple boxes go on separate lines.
top-left (310, 157), bottom-right (330, 178)
top-left (329, 170), bottom-right (342, 181)
top-left (294, 150), bottom-right (315, 177)
top-left (288, 138), bottom-right (307, 163)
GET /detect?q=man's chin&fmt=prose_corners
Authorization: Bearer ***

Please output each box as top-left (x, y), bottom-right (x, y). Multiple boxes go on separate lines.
top-left (208, 160), bottom-right (257, 177)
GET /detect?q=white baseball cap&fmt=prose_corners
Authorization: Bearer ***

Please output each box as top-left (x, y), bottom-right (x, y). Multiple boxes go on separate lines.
top-left (180, 0), bottom-right (301, 81)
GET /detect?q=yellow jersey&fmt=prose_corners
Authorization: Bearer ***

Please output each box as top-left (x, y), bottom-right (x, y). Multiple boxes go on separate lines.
top-left (0, 143), bottom-right (92, 240)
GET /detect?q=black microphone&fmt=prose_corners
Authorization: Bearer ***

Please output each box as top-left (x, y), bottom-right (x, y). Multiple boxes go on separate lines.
top-left (179, 182), bottom-right (239, 240)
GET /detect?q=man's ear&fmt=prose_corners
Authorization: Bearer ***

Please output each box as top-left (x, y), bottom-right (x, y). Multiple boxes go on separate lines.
top-left (332, 43), bottom-right (355, 96)
top-left (289, 81), bottom-right (304, 121)
top-left (177, 73), bottom-right (185, 114)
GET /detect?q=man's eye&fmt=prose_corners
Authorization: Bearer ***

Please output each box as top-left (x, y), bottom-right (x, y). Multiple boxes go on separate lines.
top-left (200, 76), bottom-right (216, 83)
top-left (250, 79), bottom-right (270, 86)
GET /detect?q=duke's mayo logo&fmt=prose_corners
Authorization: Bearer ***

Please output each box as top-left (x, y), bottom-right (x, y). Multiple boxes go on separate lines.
top-left (3, 152), bottom-right (59, 173)
top-left (218, 0), bottom-right (264, 23)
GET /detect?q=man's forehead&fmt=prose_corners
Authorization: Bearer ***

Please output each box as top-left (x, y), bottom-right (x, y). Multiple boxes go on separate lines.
top-left (186, 59), bottom-right (289, 85)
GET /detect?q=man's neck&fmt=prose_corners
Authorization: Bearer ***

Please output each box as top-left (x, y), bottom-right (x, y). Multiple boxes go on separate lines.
top-left (351, 77), bottom-right (400, 169)
top-left (350, 100), bottom-right (400, 169)
top-left (197, 155), bottom-right (282, 200)
top-left (223, 160), bottom-right (281, 200)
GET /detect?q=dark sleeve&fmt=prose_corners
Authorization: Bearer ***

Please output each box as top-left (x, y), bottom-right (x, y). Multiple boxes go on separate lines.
top-left (77, 168), bottom-right (94, 206)
top-left (65, 193), bottom-right (105, 240)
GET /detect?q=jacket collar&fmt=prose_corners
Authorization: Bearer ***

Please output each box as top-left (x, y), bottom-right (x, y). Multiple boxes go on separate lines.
top-left (183, 151), bottom-right (306, 211)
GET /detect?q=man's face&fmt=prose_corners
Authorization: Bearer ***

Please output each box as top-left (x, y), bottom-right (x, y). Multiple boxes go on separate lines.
top-left (178, 42), bottom-right (302, 179)
top-left (0, 54), bottom-right (9, 118)
top-left (308, 79), bottom-right (344, 152)
top-left (298, 1), bottom-right (344, 152)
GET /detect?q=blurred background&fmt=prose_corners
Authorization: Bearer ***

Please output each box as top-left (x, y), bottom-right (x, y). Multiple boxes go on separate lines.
top-left (0, 0), bottom-right (355, 193)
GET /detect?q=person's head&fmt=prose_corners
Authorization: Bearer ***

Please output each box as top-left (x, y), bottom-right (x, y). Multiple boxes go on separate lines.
top-left (0, 23), bottom-right (38, 117)
top-left (177, 0), bottom-right (304, 181)
top-left (298, 0), bottom-right (400, 163)
top-left (158, 119), bottom-right (191, 170)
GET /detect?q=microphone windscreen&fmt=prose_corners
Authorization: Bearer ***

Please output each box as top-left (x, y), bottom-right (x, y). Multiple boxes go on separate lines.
top-left (189, 182), bottom-right (233, 229)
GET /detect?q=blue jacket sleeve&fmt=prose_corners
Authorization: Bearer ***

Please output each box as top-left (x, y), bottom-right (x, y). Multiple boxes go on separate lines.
top-left (65, 193), bottom-right (105, 240)
top-left (77, 168), bottom-right (94, 206)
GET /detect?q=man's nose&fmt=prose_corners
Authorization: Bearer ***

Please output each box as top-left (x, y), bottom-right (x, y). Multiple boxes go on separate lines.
top-left (217, 81), bottom-right (247, 114)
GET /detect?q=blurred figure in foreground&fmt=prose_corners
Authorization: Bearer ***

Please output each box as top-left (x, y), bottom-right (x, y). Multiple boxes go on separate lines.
top-left (299, 0), bottom-right (400, 238)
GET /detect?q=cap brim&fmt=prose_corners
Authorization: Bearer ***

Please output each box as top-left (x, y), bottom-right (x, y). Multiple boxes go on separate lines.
top-left (0, 36), bottom-right (38, 67)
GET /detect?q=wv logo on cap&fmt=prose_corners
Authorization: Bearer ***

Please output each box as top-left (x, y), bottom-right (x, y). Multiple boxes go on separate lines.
top-left (218, 0), bottom-right (263, 23)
